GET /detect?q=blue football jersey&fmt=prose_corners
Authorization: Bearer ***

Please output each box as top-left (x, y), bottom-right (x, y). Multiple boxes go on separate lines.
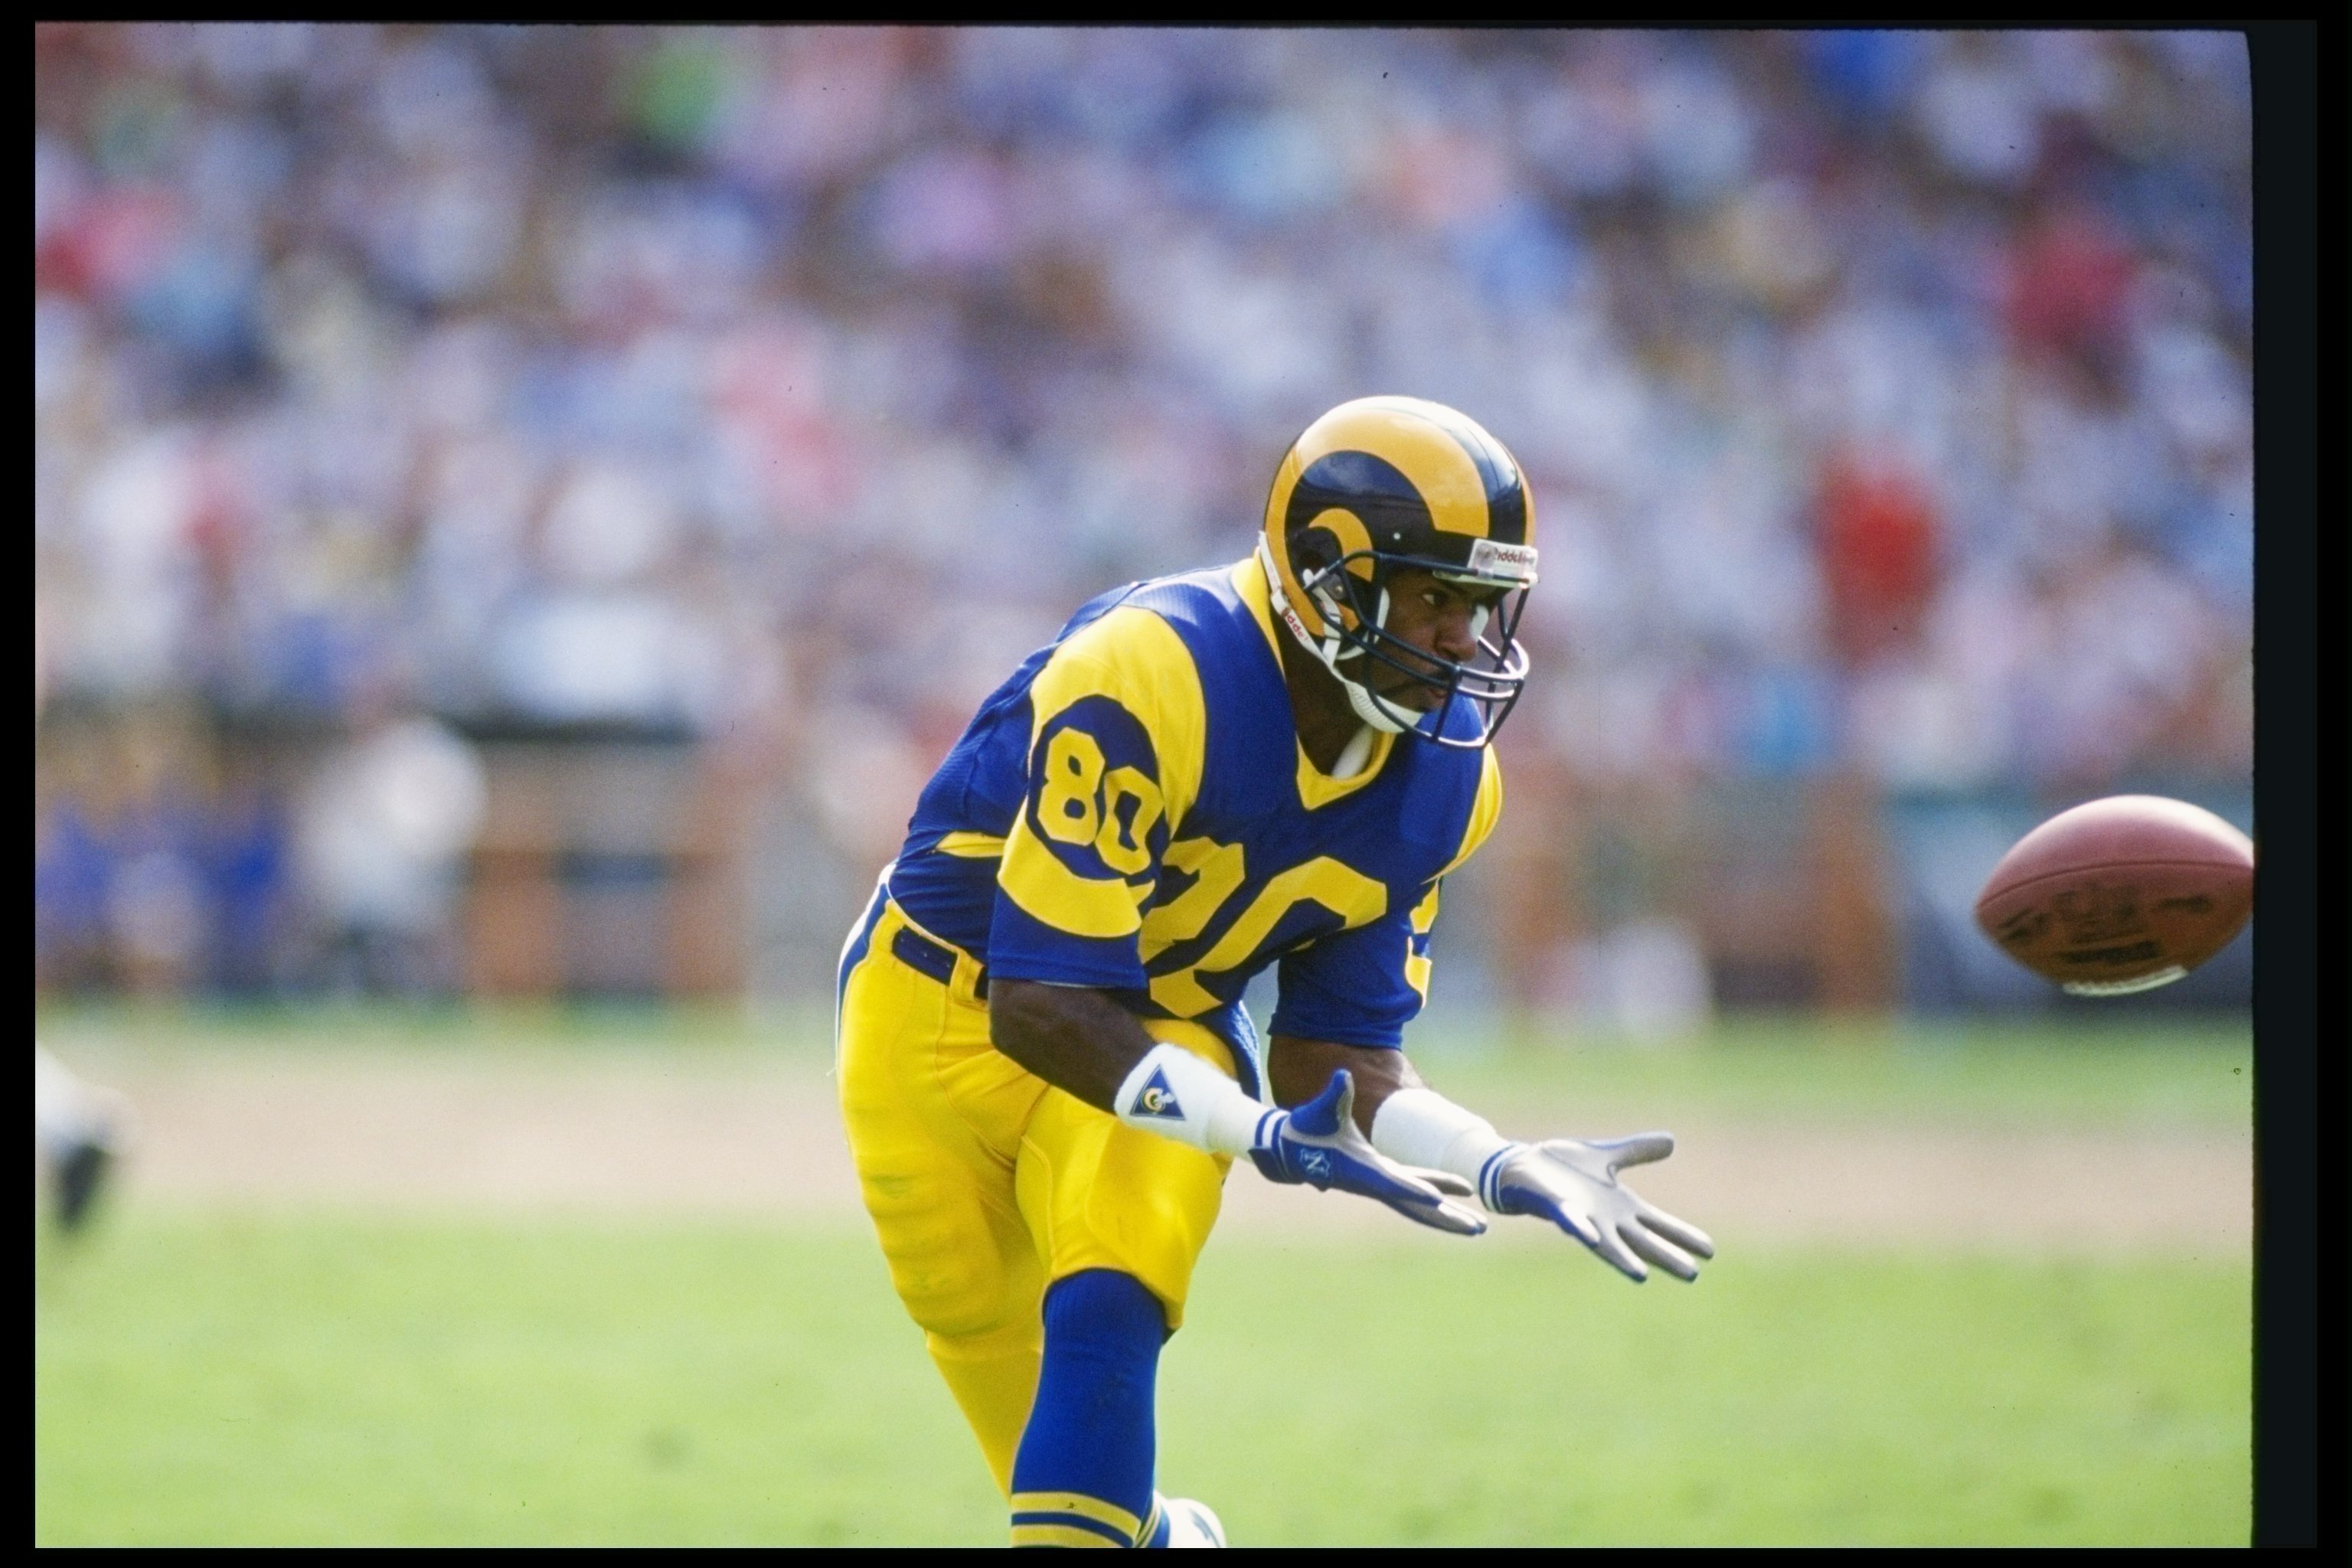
top-left (885, 555), bottom-right (1501, 1098)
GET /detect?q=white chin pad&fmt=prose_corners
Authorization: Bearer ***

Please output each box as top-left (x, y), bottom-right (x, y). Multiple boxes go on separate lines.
top-left (1346, 681), bottom-right (1413, 733)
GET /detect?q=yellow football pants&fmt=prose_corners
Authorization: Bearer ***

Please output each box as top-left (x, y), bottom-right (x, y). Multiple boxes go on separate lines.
top-left (836, 893), bottom-right (1235, 1496)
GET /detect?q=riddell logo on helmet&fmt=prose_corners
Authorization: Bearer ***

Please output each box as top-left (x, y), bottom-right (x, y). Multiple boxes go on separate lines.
top-left (1467, 539), bottom-right (1538, 583)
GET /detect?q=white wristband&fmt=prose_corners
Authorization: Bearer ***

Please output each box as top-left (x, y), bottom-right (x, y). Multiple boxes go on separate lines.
top-left (1114, 1043), bottom-right (1273, 1158)
top-left (1370, 1087), bottom-right (1517, 1204)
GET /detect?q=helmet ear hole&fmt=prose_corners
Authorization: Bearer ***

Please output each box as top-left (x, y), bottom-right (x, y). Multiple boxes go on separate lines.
top-left (1292, 531), bottom-right (1338, 578)
top-left (1315, 559), bottom-right (1377, 631)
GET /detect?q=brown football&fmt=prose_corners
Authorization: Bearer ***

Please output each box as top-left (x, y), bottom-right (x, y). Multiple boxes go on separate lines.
top-left (1974, 795), bottom-right (2254, 996)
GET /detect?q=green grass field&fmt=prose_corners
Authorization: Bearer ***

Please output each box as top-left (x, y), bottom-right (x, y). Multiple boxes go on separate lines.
top-left (34, 1009), bottom-right (2252, 1546)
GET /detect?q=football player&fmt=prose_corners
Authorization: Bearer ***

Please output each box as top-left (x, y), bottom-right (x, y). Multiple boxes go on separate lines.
top-left (35, 1046), bottom-right (123, 1234)
top-left (836, 397), bottom-right (1713, 1547)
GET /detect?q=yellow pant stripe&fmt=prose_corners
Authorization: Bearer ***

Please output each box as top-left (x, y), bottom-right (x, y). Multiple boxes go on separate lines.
top-left (1008, 1520), bottom-right (1129, 1548)
top-left (1010, 1491), bottom-right (1143, 1539)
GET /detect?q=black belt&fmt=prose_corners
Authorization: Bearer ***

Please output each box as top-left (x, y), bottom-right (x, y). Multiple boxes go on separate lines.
top-left (891, 925), bottom-right (988, 999)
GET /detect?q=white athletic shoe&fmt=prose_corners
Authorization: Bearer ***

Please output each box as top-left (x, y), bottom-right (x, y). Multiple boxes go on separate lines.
top-left (1160, 1494), bottom-right (1226, 1548)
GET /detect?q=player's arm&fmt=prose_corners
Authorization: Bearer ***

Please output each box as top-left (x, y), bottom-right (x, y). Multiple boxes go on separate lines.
top-left (995, 1001), bottom-right (1436, 1137)
top-left (988, 979), bottom-right (1158, 1112)
top-left (989, 981), bottom-right (1481, 1237)
top-left (1267, 1035), bottom-right (1427, 1124)
top-left (984, 616), bottom-right (1479, 1236)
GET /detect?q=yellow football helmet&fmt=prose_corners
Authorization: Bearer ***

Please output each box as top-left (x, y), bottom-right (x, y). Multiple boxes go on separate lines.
top-left (1257, 396), bottom-right (1538, 748)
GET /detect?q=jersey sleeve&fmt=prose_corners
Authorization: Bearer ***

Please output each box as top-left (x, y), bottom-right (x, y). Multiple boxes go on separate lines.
top-left (1269, 897), bottom-right (1424, 1049)
top-left (986, 606), bottom-right (1208, 990)
top-left (1270, 748), bottom-right (1502, 1047)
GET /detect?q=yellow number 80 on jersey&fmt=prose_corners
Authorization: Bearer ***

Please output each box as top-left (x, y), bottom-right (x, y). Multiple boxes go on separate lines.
top-left (1027, 697), bottom-right (1168, 887)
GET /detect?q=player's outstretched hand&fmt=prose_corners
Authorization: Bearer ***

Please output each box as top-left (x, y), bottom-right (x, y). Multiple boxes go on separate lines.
top-left (1487, 1134), bottom-right (1715, 1282)
top-left (1249, 1071), bottom-right (1486, 1236)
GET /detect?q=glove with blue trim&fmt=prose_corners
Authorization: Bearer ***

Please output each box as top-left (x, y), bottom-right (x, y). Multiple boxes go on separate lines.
top-left (1483, 1134), bottom-right (1715, 1282)
top-left (1249, 1070), bottom-right (1487, 1236)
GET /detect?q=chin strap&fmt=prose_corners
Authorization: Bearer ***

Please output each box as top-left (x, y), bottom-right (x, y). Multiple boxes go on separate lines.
top-left (1258, 541), bottom-right (1419, 735)
top-left (1328, 724), bottom-right (1376, 780)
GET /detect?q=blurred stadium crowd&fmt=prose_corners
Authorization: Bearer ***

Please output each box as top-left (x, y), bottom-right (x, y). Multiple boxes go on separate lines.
top-left (34, 25), bottom-right (2253, 1009)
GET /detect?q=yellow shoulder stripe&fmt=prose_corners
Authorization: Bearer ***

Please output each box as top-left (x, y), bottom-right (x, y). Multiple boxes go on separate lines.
top-left (1027, 606), bottom-right (1208, 829)
top-left (1232, 553), bottom-right (1286, 663)
top-left (996, 604), bottom-right (1208, 946)
top-left (1435, 746), bottom-right (1504, 880)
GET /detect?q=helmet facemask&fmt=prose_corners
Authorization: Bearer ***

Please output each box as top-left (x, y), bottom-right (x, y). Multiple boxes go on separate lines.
top-left (1260, 537), bottom-right (1534, 750)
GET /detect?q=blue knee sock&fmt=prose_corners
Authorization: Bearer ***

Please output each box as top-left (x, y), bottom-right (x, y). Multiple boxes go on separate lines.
top-left (1008, 1269), bottom-right (1166, 1548)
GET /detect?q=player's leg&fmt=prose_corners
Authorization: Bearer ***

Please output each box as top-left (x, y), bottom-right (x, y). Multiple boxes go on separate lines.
top-left (1007, 1268), bottom-right (1167, 1548)
top-left (34, 1047), bottom-right (123, 1233)
top-left (1006, 1020), bottom-right (1235, 1547)
top-left (837, 899), bottom-right (1053, 1494)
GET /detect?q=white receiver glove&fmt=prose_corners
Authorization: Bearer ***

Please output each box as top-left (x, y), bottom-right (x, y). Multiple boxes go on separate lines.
top-left (1485, 1135), bottom-right (1716, 1283)
top-left (1373, 1087), bottom-right (1715, 1283)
